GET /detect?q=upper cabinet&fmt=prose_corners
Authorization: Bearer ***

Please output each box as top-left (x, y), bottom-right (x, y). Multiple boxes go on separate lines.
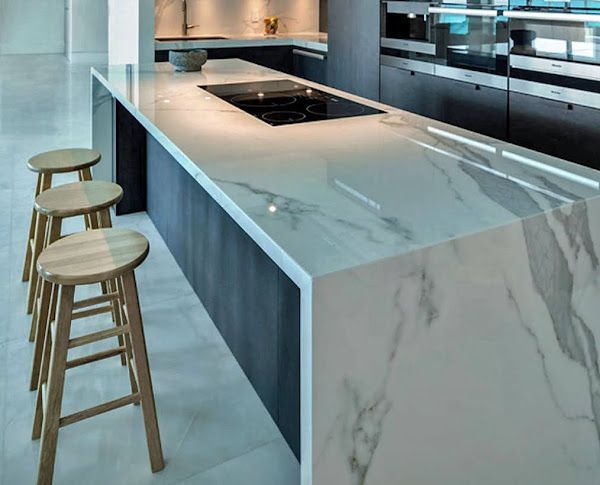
top-left (327, 0), bottom-right (380, 100)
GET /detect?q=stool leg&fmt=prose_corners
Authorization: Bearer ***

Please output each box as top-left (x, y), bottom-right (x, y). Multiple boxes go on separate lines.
top-left (98, 208), bottom-right (126, 363)
top-left (116, 276), bottom-right (139, 395)
top-left (78, 168), bottom-right (94, 230)
top-left (26, 174), bottom-right (52, 314)
top-left (30, 279), bottom-right (52, 390)
top-left (29, 217), bottom-right (63, 343)
top-left (32, 283), bottom-right (58, 437)
top-left (121, 271), bottom-right (164, 473)
top-left (22, 174), bottom-right (43, 282)
top-left (79, 167), bottom-right (93, 181)
top-left (29, 218), bottom-right (50, 340)
top-left (35, 285), bottom-right (75, 485)
top-left (79, 168), bottom-right (98, 229)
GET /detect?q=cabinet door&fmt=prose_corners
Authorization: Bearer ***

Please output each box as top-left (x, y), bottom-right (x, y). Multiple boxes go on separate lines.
top-left (208, 46), bottom-right (293, 73)
top-left (155, 46), bottom-right (294, 73)
top-left (509, 92), bottom-right (600, 170)
top-left (380, 65), bottom-right (442, 120)
top-left (327, 0), bottom-right (380, 100)
top-left (292, 49), bottom-right (328, 85)
top-left (437, 78), bottom-right (508, 140)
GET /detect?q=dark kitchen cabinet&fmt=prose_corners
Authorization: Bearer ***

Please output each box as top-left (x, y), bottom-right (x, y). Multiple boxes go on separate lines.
top-left (436, 77), bottom-right (508, 140)
top-left (155, 46), bottom-right (293, 74)
top-left (292, 48), bottom-right (327, 85)
top-left (381, 64), bottom-right (508, 140)
top-left (380, 65), bottom-right (443, 120)
top-left (509, 91), bottom-right (600, 170)
top-left (327, 0), bottom-right (380, 100)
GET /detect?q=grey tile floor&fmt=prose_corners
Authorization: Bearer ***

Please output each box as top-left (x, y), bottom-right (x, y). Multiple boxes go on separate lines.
top-left (0, 55), bottom-right (299, 485)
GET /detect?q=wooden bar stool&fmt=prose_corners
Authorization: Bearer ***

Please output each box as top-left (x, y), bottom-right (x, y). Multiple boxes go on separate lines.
top-left (23, 148), bottom-right (101, 314)
top-left (33, 228), bottom-right (164, 485)
top-left (29, 181), bottom-right (124, 390)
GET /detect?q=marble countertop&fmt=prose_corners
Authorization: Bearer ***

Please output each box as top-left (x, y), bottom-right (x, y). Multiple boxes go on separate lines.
top-left (92, 59), bottom-right (600, 281)
top-left (154, 32), bottom-right (328, 53)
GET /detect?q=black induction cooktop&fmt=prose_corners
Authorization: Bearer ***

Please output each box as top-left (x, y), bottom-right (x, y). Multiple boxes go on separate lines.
top-left (198, 80), bottom-right (385, 126)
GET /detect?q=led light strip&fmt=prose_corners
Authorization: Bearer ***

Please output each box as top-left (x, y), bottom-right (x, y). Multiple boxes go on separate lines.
top-left (429, 6), bottom-right (499, 16)
top-left (502, 151), bottom-right (600, 190)
top-left (503, 10), bottom-right (600, 22)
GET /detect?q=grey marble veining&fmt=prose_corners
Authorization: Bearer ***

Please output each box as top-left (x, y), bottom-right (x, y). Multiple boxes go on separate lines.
top-left (92, 60), bottom-right (600, 282)
top-left (93, 58), bottom-right (600, 485)
top-left (312, 196), bottom-right (600, 485)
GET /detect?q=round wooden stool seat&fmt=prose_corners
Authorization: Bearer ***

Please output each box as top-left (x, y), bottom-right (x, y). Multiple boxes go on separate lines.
top-left (37, 228), bottom-right (149, 286)
top-left (34, 181), bottom-right (123, 218)
top-left (27, 148), bottom-right (101, 174)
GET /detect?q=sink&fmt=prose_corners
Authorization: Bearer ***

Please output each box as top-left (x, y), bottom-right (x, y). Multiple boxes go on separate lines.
top-left (156, 35), bottom-right (228, 42)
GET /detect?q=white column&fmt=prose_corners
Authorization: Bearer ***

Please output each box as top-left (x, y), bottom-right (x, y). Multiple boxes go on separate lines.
top-left (108, 0), bottom-right (154, 65)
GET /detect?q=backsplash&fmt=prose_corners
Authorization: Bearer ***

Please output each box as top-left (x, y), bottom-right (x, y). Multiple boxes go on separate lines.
top-left (155, 0), bottom-right (320, 37)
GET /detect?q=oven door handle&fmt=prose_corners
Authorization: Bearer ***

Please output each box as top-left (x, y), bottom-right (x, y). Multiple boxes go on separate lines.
top-left (428, 6), bottom-right (499, 17)
top-left (503, 10), bottom-right (600, 22)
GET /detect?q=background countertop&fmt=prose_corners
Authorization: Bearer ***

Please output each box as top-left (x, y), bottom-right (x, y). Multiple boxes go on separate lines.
top-left (154, 33), bottom-right (327, 52)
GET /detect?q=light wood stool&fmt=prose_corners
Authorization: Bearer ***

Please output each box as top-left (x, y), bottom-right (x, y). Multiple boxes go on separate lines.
top-left (33, 228), bottom-right (164, 485)
top-left (29, 181), bottom-right (124, 390)
top-left (23, 148), bottom-right (101, 314)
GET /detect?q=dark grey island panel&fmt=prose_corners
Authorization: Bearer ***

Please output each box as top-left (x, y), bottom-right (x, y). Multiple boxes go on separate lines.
top-left (111, 101), bottom-right (301, 460)
top-left (146, 133), bottom-right (301, 460)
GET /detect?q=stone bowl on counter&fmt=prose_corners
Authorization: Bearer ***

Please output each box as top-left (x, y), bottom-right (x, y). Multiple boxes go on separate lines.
top-left (169, 49), bottom-right (208, 72)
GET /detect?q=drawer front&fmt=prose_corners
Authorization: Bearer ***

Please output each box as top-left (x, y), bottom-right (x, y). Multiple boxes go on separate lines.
top-left (509, 91), bottom-right (600, 170)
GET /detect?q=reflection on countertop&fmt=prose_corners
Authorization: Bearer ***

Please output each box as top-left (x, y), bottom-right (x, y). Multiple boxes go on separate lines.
top-left (92, 59), bottom-right (600, 278)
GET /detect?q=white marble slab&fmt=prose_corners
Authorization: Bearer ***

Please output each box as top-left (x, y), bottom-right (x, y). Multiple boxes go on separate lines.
top-left (91, 60), bottom-right (600, 283)
top-left (154, 33), bottom-right (328, 53)
top-left (92, 59), bottom-right (600, 485)
top-left (312, 194), bottom-right (600, 485)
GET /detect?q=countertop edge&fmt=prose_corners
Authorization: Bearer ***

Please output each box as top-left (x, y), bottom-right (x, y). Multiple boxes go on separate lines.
top-left (154, 36), bottom-right (328, 53)
top-left (92, 66), bottom-right (314, 291)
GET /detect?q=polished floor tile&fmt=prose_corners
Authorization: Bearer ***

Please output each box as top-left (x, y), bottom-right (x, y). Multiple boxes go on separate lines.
top-left (0, 55), bottom-right (298, 485)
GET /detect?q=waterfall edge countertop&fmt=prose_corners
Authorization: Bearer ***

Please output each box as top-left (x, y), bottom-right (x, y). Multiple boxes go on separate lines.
top-left (154, 32), bottom-right (328, 53)
top-left (92, 59), bottom-right (600, 283)
top-left (92, 60), bottom-right (600, 485)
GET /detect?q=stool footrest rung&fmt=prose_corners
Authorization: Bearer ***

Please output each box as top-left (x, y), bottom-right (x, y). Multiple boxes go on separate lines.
top-left (71, 304), bottom-right (114, 320)
top-left (59, 393), bottom-right (141, 428)
top-left (73, 292), bottom-right (119, 310)
top-left (66, 346), bottom-right (126, 369)
top-left (68, 324), bottom-right (130, 349)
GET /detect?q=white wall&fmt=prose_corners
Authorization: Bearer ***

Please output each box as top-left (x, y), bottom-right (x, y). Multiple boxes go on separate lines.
top-left (67, 0), bottom-right (108, 62)
top-left (0, 0), bottom-right (65, 54)
top-left (155, 0), bottom-right (320, 37)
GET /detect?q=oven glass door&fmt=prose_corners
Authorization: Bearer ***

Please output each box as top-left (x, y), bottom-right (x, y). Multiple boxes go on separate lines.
top-left (430, 4), bottom-right (509, 83)
top-left (383, 1), bottom-right (432, 41)
top-left (507, 10), bottom-right (600, 65)
top-left (506, 7), bottom-right (600, 108)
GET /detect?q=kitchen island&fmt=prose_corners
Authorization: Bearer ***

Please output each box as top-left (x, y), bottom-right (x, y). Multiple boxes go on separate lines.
top-left (92, 59), bottom-right (600, 485)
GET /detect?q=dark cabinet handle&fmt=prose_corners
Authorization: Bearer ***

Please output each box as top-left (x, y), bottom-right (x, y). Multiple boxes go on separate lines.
top-left (292, 49), bottom-right (326, 61)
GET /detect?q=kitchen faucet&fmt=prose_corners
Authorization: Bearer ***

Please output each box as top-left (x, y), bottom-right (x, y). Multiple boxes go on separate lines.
top-left (182, 0), bottom-right (198, 37)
